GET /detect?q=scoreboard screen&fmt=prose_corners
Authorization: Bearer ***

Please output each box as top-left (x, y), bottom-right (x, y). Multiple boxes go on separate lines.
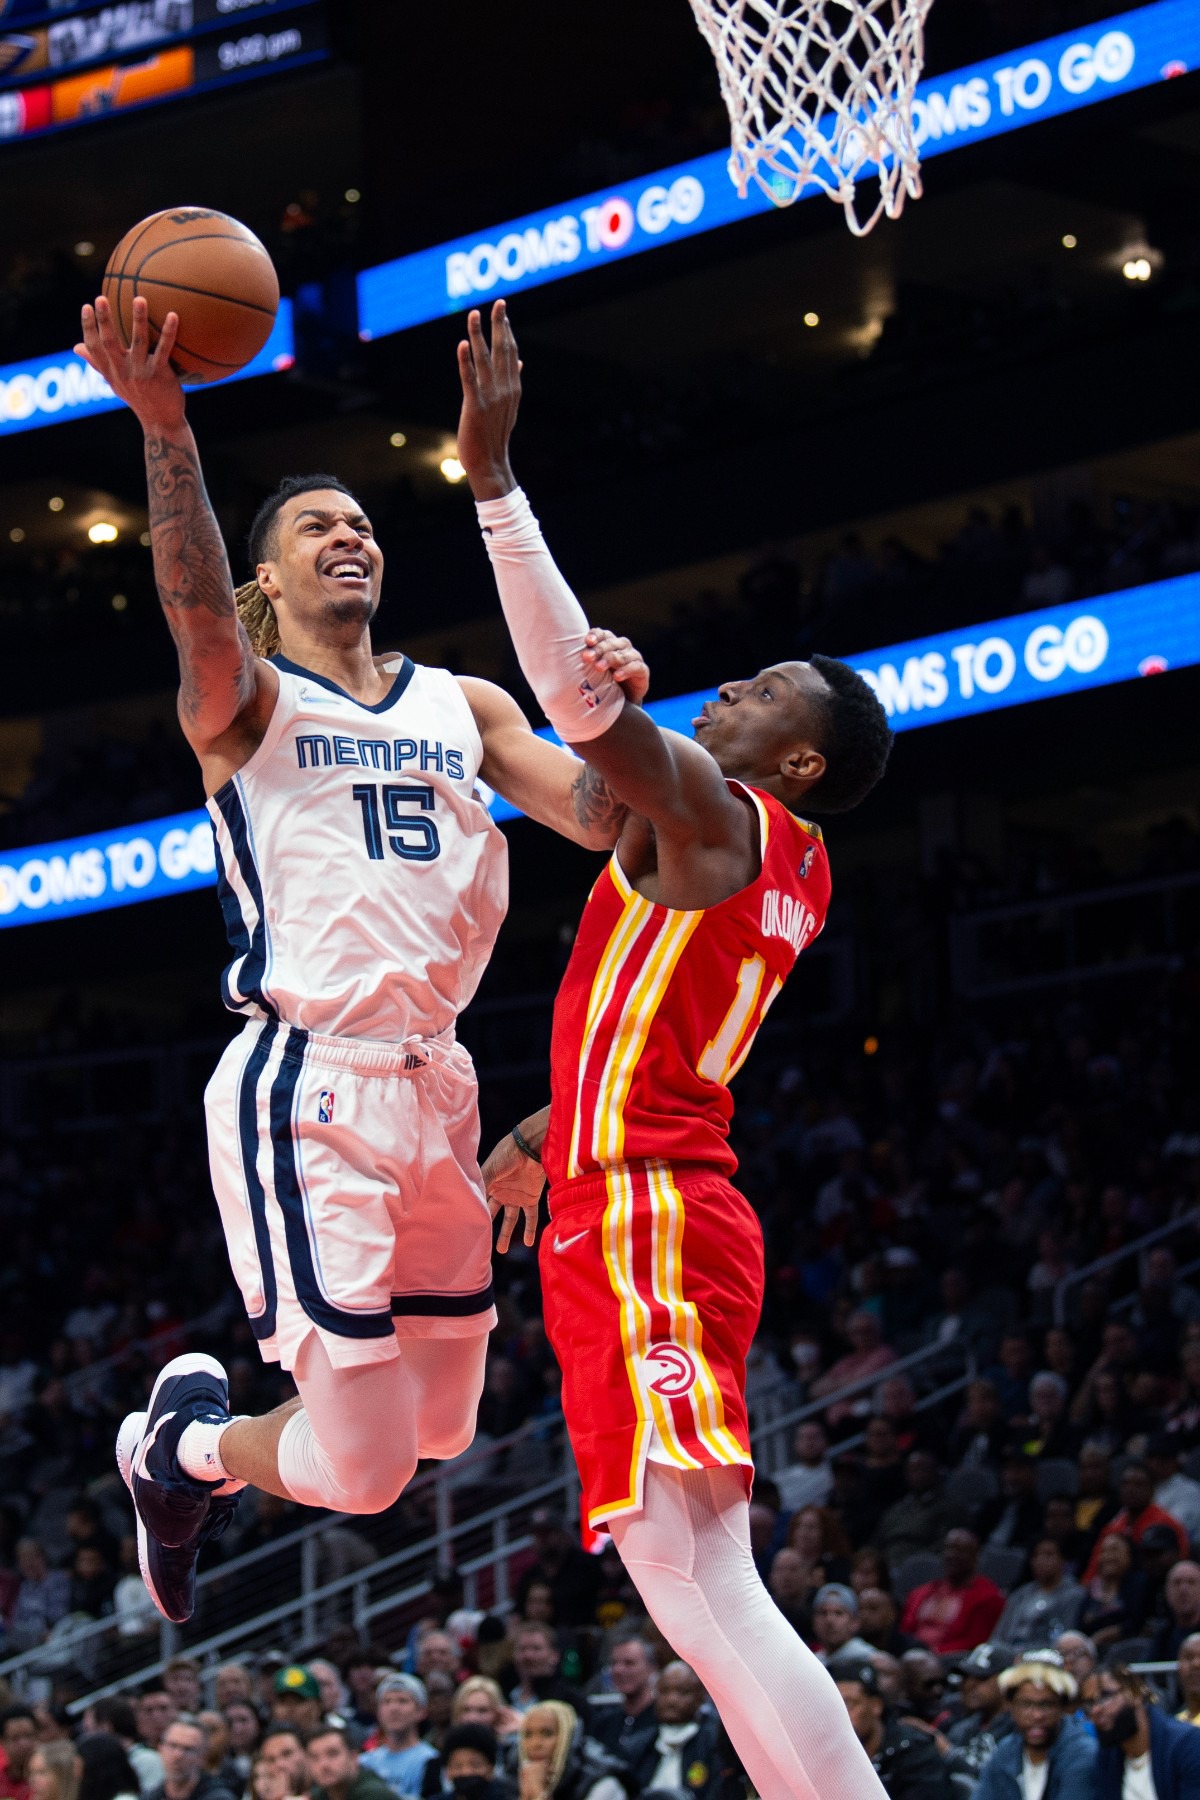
top-left (0, 0), bottom-right (326, 142)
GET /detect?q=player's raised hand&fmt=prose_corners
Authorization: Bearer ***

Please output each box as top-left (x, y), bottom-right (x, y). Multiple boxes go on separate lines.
top-left (456, 298), bottom-right (521, 502)
top-left (75, 295), bottom-right (186, 431)
top-left (584, 629), bottom-right (651, 707)
top-left (481, 1119), bottom-right (546, 1253)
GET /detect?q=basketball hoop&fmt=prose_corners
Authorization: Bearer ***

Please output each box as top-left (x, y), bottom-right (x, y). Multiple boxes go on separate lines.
top-left (688, 0), bottom-right (934, 236)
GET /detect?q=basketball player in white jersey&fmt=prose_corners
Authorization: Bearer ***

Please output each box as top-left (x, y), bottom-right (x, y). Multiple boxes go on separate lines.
top-left (74, 295), bottom-right (645, 1624)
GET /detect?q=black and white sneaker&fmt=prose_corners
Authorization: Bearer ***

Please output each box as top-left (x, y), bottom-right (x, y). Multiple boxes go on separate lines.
top-left (115, 1352), bottom-right (242, 1624)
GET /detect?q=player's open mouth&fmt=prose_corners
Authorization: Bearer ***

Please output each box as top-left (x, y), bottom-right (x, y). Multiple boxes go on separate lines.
top-left (323, 560), bottom-right (370, 584)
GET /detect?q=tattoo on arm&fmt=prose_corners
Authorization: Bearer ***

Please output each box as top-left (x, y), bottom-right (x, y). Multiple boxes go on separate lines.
top-left (570, 761), bottom-right (627, 839)
top-left (144, 431), bottom-right (253, 725)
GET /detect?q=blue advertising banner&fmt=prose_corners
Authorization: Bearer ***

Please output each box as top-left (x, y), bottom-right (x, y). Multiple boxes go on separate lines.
top-left (2, 571), bottom-right (1197, 926)
top-left (358, 0), bottom-right (1198, 341)
top-left (0, 298), bottom-right (295, 437)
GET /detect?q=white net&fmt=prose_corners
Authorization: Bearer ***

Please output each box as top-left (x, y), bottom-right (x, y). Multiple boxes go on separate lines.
top-left (688, 0), bottom-right (935, 236)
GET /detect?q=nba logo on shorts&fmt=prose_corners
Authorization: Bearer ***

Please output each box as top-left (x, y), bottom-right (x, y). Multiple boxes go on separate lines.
top-left (317, 1089), bottom-right (335, 1124)
top-left (799, 844), bottom-right (815, 879)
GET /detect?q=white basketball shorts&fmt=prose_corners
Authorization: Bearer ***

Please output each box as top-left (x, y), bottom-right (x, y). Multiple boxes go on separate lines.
top-left (205, 1018), bottom-right (498, 1371)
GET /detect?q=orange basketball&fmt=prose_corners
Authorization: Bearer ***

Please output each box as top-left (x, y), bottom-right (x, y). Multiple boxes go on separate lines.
top-left (102, 207), bottom-right (280, 385)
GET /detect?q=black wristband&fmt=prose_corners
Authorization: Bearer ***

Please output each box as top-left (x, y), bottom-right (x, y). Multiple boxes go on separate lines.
top-left (511, 1123), bottom-right (542, 1165)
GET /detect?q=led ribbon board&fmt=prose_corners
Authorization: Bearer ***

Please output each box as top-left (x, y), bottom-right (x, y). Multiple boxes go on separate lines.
top-left (0, 300), bottom-right (295, 438)
top-left (1, 572), bottom-right (1196, 927)
top-left (358, 0), bottom-right (1198, 340)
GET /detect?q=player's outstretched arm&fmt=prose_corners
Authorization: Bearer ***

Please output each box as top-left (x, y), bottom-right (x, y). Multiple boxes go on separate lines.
top-left (457, 301), bottom-right (744, 848)
top-left (75, 296), bottom-right (260, 754)
top-left (460, 629), bottom-right (647, 850)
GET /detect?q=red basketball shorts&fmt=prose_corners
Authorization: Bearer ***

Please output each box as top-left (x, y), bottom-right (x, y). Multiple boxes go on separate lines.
top-left (541, 1158), bottom-right (764, 1531)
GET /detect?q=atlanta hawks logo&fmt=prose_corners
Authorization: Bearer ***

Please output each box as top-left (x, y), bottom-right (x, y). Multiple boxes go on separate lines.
top-left (645, 1342), bottom-right (698, 1397)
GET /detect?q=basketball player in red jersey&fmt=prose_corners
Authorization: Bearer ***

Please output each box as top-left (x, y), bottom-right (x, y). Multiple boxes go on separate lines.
top-left (462, 302), bottom-right (893, 1800)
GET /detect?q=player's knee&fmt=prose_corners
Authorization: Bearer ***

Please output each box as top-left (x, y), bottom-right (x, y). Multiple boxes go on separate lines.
top-left (416, 1415), bottom-right (476, 1462)
top-left (336, 1447), bottom-right (418, 1515)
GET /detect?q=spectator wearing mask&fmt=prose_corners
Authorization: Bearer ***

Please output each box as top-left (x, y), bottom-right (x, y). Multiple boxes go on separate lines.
top-left (812, 1584), bottom-right (876, 1665)
top-left (944, 1644), bottom-right (1016, 1786)
top-left (775, 1421), bottom-right (835, 1512)
top-left (831, 1660), bottom-right (955, 1798)
top-left (1147, 1561), bottom-right (1200, 1662)
top-left (305, 1728), bottom-right (396, 1800)
top-left (974, 1654), bottom-right (1096, 1799)
top-left (1083, 1462), bottom-right (1189, 1581)
top-left (996, 1539), bottom-right (1086, 1651)
top-left (1082, 1663), bottom-right (1200, 1799)
top-left (629, 1664), bottom-right (742, 1800)
top-left (584, 1636), bottom-right (657, 1757)
top-left (145, 1722), bottom-right (236, 1800)
top-left (1, 1710), bottom-right (39, 1800)
top-left (874, 1454), bottom-right (959, 1568)
top-left (1175, 1633), bottom-right (1200, 1727)
top-left (440, 1725), bottom-right (515, 1800)
top-left (900, 1530), bottom-right (1006, 1656)
top-left (359, 1677), bottom-right (439, 1799)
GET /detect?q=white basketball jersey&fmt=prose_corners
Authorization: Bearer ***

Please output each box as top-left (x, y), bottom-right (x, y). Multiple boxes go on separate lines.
top-left (207, 654), bottom-right (508, 1043)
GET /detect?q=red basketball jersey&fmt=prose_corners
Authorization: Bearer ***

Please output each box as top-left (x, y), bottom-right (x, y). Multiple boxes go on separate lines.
top-left (544, 782), bottom-right (830, 1188)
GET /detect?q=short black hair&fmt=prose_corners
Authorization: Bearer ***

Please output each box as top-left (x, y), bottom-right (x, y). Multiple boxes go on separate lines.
top-left (803, 654), bottom-right (893, 814)
top-left (260, 1725), bottom-right (305, 1748)
top-left (248, 475), bottom-right (364, 570)
top-left (0, 1706), bottom-right (37, 1730)
top-left (442, 1724), bottom-right (498, 1762)
top-left (90, 1699), bottom-right (138, 1739)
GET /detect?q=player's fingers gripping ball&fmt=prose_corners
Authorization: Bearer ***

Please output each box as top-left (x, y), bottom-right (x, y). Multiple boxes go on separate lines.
top-left (102, 206), bottom-right (280, 384)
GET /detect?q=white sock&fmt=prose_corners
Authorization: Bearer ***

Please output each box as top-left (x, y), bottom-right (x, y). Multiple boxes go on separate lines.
top-left (177, 1416), bottom-right (249, 1492)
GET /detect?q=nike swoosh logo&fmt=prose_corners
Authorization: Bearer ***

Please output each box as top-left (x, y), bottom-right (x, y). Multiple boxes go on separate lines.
top-left (132, 1410), bottom-right (177, 1481)
top-left (553, 1230), bottom-right (588, 1254)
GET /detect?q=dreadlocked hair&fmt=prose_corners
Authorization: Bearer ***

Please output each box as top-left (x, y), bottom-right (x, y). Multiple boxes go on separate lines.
top-left (1099, 1661), bottom-right (1160, 1708)
top-left (236, 580), bottom-right (280, 658)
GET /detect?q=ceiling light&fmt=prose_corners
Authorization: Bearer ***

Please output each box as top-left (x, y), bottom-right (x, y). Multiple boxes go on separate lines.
top-left (111, 594), bottom-right (128, 611)
top-left (1061, 234), bottom-right (1077, 249)
top-left (48, 496), bottom-right (65, 512)
top-left (803, 311), bottom-right (820, 328)
top-left (1122, 257), bottom-right (1152, 282)
top-left (390, 431), bottom-right (407, 448)
top-left (345, 188), bottom-right (361, 204)
top-left (9, 527), bottom-right (25, 543)
top-left (74, 241), bottom-right (95, 257)
top-left (440, 457), bottom-right (466, 484)
top-left (88, 521), bottom-right (118, 543)
top-left (140, 531), bottom-right (152, 547)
